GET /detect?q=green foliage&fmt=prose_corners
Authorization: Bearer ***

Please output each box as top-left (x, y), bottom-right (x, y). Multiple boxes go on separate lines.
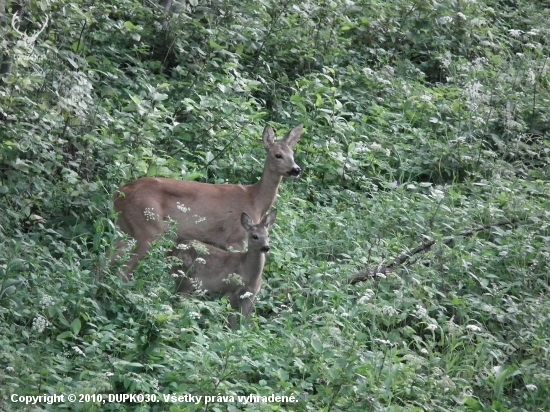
top-left (1, 0), bottom-right (550, 411)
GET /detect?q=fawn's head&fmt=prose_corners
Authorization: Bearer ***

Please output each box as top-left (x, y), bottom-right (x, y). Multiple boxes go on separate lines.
top-left (241, 210), bottom-right (278, 253)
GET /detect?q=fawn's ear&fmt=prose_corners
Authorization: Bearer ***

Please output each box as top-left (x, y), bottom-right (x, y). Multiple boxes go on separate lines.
top-left (263, 209), bottom-right (277, 229)
top-left (241, 212), bottom-right (255, 231)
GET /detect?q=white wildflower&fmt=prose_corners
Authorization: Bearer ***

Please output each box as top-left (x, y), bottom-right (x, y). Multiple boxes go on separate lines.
top-left (516, 53), bottom-right (524, 58)
top-left (6, 366), bottom-right (14, 373)
top-left (429, 118), bottom-right (439, 124)
top-left (106, 372), bottom-right (114, 377)
top-left (457, 12), bottom-right (467, 21)
top-left (473, 57), bottom-right (488, 68)
top-left (382, 65), bottom-right (395, 76)
top-left (195, 257), bottom-right (206, 264)
top-left (374, 338), bottom-right (391, 346)
top-left (39, 295), bottom-right (54, 309)
top-left (420, 348), bottom-right (429, 355)
top-left (176, 243), bottom-right (191, 250)
top-left (527, 29), bottom-right (540, 36)
top-left (472, 116), bottom-right (485, 125)
top-left (370, 142), bottom-right (383, 152)
top-left (223, 273), bottom-right (244, 286)
top-left (191, 240), bottom-right (210, 255)
top-left (419, 94), bottom-right (432, 102)
top-left (427, 323), bottom-right (438, 331)
top-left (527, 68), bottom-right (536, 85)
top-left (464, 81), bottom-right (483, 100)
top-left (354, 142), bottom-right (370, 153)
top-left (525, 384), bottom-right (537, 391)
top-left (358, 289), bottom-right (375, 304)
top-left (195, 216), bottom-right (206, 223)
top-left (440, 52), bottom-right (452, 68)
top-left (172, 269), bottom-right (185, 278)
top-left (150, 378), bottom-right (159, 391)
top-left (143, 207), bottom-right (158, 221)
top-left (190, 278), bottom-right (204, 290)
top-left (508, 29), bottom-right (522, 38)
top-left (466, 324), bottom-right (482, 332)
top-left (382, 306), bottom-right (398, 317)
top-left (32, 316), bottom-right (49, 333)
top-left (176, 202), bottom-right (190, 213)
top-left (376, 271), bottom-right (387, 279)
top-left (72, 346), bottom-right (86, 357)
top-left (240, 291), bottom-right (253, 299)
top-left (189, 312), bottom-right (201, 319)
top-left (413, 305), bottom-right (428, 319)
top-left (438, 16), bottom-right (453, 25)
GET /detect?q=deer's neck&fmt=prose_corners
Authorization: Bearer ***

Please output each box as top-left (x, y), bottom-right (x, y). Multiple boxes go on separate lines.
top-left (242, 252), bottom-right (266, 284)
top-left (250, 164), bottom-right (282, 216)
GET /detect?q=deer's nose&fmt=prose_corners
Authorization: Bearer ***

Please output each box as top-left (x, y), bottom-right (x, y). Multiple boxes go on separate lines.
top-left (260, 245), bottom-right (271, 253)
top-left (288, 166), bottom-right (301, 177)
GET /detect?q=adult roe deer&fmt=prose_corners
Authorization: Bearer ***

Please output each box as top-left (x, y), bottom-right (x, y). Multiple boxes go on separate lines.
top-left (111, 124), bottom-right (303, 280)
top-left (170, 210), bottom-right (277, 328)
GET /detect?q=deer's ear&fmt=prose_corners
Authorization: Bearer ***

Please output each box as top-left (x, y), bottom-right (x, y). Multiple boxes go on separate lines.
top-left (263, 125), bottom-right (276, 149)
top-left (241, 212), bottom-right (254, 230)
top-left (283, 124), bottom-right (303, 148)
top-left (263, 209), bottom-right (277, 229)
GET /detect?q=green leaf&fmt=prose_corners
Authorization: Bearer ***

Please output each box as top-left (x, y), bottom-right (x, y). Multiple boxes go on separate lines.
top-left (315, 94), bottom-right (324, 107)
top-left (71, 318), bottom-right (82, 335)
top-left (72, 42), bottom-right (84, 53)
top-left (57, 331), bottom-right (74, 341)
top-left (0, 285), bottom-right (16, 298)
top-left (311, 337), bottom-right (324, 353)
top-left (209, 39), bottom-right (222, 50)
top-left (129, 95), bottom-right (141, 105)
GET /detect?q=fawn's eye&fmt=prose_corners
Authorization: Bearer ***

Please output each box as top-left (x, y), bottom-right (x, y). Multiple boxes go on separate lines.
top-left (253, 235), bottom-right (259, 240)
top-left (275, 154), bottom-right (283, 159)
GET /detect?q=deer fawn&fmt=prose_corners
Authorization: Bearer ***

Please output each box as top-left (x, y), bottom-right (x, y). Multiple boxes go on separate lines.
top-left (171, 210), bottom-right (277, 328)
top-left (111, 124), bottom-right (302, 281)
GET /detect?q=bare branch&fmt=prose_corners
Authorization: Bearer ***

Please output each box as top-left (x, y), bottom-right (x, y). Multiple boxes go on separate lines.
top-left (348, 218), bottom-right (523, 285)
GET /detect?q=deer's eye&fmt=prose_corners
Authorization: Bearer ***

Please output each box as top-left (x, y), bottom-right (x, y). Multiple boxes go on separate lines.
top-left (253, 235), bottom-right (259, 240)
top-left (275, 154), bottom-right (283, 159)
